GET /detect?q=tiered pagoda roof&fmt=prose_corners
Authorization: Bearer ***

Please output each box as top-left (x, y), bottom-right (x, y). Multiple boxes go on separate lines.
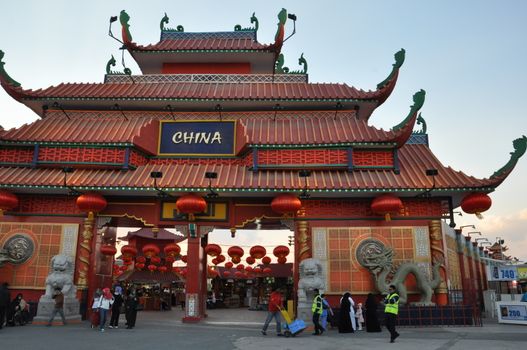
top-left (0, 8), bottom-right (525, 209)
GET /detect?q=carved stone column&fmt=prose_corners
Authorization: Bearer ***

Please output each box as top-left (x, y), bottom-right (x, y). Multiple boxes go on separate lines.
top-left (429, 220), bottom-right (448, 305)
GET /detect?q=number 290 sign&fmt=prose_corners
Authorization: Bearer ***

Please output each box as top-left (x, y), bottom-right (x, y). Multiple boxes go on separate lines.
top-left (487, 265), bottom-right (518, 281)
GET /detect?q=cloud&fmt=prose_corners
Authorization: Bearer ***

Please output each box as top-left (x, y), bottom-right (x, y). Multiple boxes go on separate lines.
top-left (471, 209), bottom-right (527, 262)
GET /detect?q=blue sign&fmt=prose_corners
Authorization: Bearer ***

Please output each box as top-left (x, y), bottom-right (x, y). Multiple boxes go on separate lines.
top-left (499, 304), bottom-right (527, 321)
top-left (158, 121), bottom-right (236, 156)
top-left (487, 265), bottom-right (518, 281)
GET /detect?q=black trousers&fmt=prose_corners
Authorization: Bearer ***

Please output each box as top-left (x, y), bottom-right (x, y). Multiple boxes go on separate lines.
top-left (312, 312), bottom-right (323, 334)
top-left (125, 309), bottom-right (137, 328)
top-left (385, 313), bottom-right (398, 340)
top-left (0, 306), bottom-right (6, 328)
top-left (110, 308), bottom-right (121, 326)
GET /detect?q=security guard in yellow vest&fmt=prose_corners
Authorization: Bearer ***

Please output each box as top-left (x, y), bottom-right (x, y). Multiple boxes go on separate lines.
top-left (311, 288), bottom-right (324, 335)
top-left (384, 284), bottom-right (400, 343)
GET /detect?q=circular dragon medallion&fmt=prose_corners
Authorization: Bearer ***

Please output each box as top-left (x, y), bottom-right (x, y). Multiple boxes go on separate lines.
top-left (356, 239), bottom-right (385, 268)
top-left (3, 234), bottom-right (34, 264)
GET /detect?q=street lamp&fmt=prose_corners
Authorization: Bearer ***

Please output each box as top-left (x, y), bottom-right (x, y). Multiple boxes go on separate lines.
top-left (467, 231), bottom-right (481, 237)
top-left (459, 225), bottom-right (475, 231)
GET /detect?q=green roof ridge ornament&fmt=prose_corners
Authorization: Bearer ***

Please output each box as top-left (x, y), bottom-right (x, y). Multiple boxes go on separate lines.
top-left (413, 113), bottom-right (427, 134)
top-left (106, 55), bottom-right (131, 75)
top-left (160, 12), bottom-right (184, 32)
top-left (377, 48), bottom-right (405, 89)
top-left (275, 53), bottom-right (289, 73)
top-left (0, 50), bottom-right (21, 87)
top-left (287, 53), bottom-right (308, 74)
top-left (234, 12), bottom-right (259, 32)
top-left (392, 89), bottom-right (426, 132)
top-left (274, 8), bottom-right (287, 45)
top-left (491, 135), bottom-right (527, 179)
top-left (120, 10), bottom-right (133, 43)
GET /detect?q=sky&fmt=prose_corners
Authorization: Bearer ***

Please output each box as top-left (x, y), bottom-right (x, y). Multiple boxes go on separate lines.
top-left (0, 1), bottom-right (526, 260)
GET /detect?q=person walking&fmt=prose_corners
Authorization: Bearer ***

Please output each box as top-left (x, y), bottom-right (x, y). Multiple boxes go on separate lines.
top-left (384, 285), bottom-right (400, 343)
top-left (320, 294), bottom-right (334, 331)
top-left (261, 287), bottom-right (283, 336)
top-left (90, 289), bottom-right (102, 329)
top-left (124, 290), bottom-right (139, 329)
top-left (0, 282), bottom-right (11, 329)
top-left (338, 292), bottom-right (353, 333)
top-left (109, 286), bottom-right (123, 328)
top-left (46, 288), bottom-right (67, 326)
top-left (97, 287), bottom-right (114, 332)
top-left (365, 293), bottom-right (382, 332)
top-left (356, 302), bottom-right (364, 331)
top-left (348, 292), bottom-right (357, 331)
top-left (311, 288), bottom-right (324, 335)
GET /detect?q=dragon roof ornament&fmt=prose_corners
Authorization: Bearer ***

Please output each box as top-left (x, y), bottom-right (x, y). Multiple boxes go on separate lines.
top-left (490, 135), bottom-right (527, 179)
top-left (120, 10), bottom-right (133, 45)
top-left (235, 12), bottom-right (259, 32)
top-left (377, 48), bottom-right (405, 90)
top-left (0, 50), bottom-right (21, 87)
top-left (160, 12), bottom-right (184, 32)
top-left (392, 89), bottom-right (426, 133)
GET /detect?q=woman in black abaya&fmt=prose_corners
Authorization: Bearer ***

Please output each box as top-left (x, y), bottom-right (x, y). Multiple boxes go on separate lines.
top-left (365, 293), bottom-right (382, 332)
top-left (338, 292), bottom-right (354, 333)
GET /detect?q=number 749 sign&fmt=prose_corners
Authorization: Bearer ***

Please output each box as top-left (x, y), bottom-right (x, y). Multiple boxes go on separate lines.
top-left (487, 265), bottom-right (518, 281)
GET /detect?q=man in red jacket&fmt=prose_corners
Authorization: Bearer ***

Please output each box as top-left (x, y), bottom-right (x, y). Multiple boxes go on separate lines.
top-left (261, 287), bottom-right (283, 336)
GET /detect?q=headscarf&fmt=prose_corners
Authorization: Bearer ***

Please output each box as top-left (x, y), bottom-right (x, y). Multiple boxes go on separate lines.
top-left (102, 287), bottom-right (112, 300)
top-left (114, 286), bottom-right (123, 295)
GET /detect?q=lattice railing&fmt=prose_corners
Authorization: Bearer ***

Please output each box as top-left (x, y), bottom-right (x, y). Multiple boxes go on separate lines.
top-left (161, 31), bottom-right (256, 41)
top-left (104, 73), bottom-right (308, 84)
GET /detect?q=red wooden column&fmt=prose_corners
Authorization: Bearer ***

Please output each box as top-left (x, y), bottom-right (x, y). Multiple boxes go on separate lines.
top-left (455, 230), bottom-right (468, 303)
top-left (182, 224), bottom-right (206, 323)
top-left (473, 242), bottom-right (484, 307)
top-left (479, 247), bottom-right (488, 290)
top-left (465, 236), bottom-right (476, 304)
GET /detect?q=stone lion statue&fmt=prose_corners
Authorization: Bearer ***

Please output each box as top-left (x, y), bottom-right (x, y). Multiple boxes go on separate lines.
top-left (297, 258), bottom-right (325, 304)
top-left (44, 255), bottom-right (76, 299)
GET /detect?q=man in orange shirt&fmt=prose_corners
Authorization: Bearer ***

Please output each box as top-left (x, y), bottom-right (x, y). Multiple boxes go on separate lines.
top-left (261, 287), bottom-right (283, 336)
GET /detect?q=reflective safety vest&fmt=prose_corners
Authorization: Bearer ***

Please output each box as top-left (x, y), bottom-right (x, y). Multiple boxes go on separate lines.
top-left (384, 292), bottom-right (399, 315)
top-left (312, 294), bottom-right (322, 314)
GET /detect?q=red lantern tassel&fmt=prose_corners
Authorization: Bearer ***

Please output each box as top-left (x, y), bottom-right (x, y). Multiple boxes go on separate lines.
top-left (476, 212), bottom-right (483, 219)
top-left (385, 213), bottom-right (391, 221)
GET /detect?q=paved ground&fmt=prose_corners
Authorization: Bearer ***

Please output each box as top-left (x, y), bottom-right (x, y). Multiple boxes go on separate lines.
top-left (1, 308), bottom-right (526, 350)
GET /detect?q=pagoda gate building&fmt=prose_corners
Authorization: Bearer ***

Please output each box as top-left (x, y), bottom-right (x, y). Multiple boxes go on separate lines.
top-left (0, 9), bottom-right (525, 322)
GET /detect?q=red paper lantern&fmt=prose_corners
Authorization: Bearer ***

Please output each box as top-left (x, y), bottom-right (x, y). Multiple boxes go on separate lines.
top-left (224, 262), bottom-right (233, 269)
top-left (245, 266), bottom-right (253, 273)
top-left (158, 266), bottom-right (168, 273)
top-left (164, 243), bottom-right (181, 257)
top-left (76, 192), bottom-right (107, 215)
top-left (165, 256), bottom-right (175, 264)
top-left (176, 193), bottom-right (207, 214)
top-left (261, 256), bottom-right (271, 265)
top-left (121, 245), bottom-right (137, 258)
top-left (147, 264), bottom-right (157, 272)
top-left (136, 256), bottom-right (146, 263)
top-left (371, 194), bottom-right (403, 221)
top-left (180, 255), bottom-right (188, 263)
top-left (271, 194), bottom-right (302, 215)
top-left (180, 268), bottom-right (187, 277)
top-left (204, 244), bottom-right (222, 257)
top-left (100, 244), bottom-right (117, 256)
top-left (228, 246), bottom-right (244, 260)
top-left (223, 271), bottom-right (231, 277)
top-left (150, 256), bottom-right (161, 265)
top-left (123, 260), bottom-right (133, 266)
top-left (234, 271), bottom-right (243, 278)
top-left (119, 265), bottom-right (128, 271)
top-left (263, 267), bottom-right (272, 274)
top-left (231, 256), bottom-right (241, 264)
top-left (246, 256), bottom-right (256, 265)
top-left (142, 244), bottom-right (160, 258)
top-left (236, 264), bottom-right (245, 271)
top-left (277, 257), bottom-right (287, 264)
top-left (273, 245), bottom-right (290, 259)
top-left (253, 267), bottom-right (262, 274)
top-left (250, 245), bottom-right (266, 259)
top-left (461, 193), bottom-right (492, 219)
top-left (173, 267), bottom-right (181, 274)
top-left (0, 190), bottom-right (18, 216)
top-left (212, 258), bottom-right (219, 265)
top-left (135, 263), bottom-right (145, 270)
top-left (217, 254), bottom-right (226, 263)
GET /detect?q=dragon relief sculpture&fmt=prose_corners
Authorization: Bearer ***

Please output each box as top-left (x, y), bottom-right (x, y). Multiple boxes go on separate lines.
top-left (361, 245), bottom-right (442, 305)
